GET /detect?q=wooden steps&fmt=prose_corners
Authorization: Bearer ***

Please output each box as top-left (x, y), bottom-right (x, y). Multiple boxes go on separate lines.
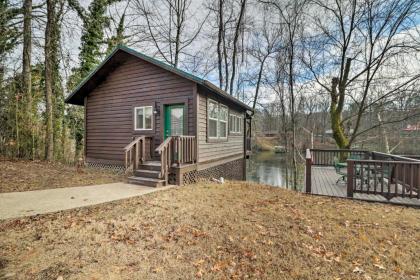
top-left (128, 161), bottom-right (166, 187)
top-left (127, 176), bottom-right (166, 187)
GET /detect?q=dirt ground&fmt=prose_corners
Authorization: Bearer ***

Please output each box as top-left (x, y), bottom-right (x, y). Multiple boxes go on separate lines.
top-left (0, 159), bottom-right (124, 193)
top-left (0, 181), bottom-right (419, 279)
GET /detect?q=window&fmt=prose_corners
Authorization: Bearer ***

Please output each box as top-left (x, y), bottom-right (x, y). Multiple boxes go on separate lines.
top-left (134, 106), bottom-right (153, 130)
top-left (229, 113), bottom-right (243, 134)
top-left (207, 99), bottom-right (228, 140)
top-left (208, 100), bottom-right (218, 138)
top-left (219, 105), bottom-right (228, 138)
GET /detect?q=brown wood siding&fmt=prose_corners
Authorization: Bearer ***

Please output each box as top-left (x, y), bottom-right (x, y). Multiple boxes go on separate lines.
top-left (86, 56), bottom-right (195, 164)
top-left (197, 90), bottom-right (245, 163)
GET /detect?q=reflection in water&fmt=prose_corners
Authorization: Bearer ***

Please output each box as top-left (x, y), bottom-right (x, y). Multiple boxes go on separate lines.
top-left (246, 151), bottom-right (301, 189)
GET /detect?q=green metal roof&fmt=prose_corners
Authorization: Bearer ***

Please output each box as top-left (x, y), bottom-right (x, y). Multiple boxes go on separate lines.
top-left (65, 45), bottom-right (252, 111)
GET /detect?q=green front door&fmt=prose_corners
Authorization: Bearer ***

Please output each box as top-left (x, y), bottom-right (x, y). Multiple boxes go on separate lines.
top-left (164, 104), bottom-right (185, 139)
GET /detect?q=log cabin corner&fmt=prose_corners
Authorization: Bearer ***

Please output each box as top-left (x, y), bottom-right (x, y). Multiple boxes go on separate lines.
top-left (65, 45), bottom-right (253, 187)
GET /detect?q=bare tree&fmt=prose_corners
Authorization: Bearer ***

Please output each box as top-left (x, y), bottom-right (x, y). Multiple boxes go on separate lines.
top-left (22, 0), bottom-right (32, 157)
top-left (44, 0), bottom-right (56, 160)
top-left (206, 0), bottom-right (236, 91)
top-left (133, 0), bottom-right (208, 67)
top-left (267, 58), bottom-right (290, 188)
top-left (44, 0), bottom-right (64, 160)
top-left (217, 0), bottom-right (224, 87)
top-left (303, 0), bottom-right (420, 149)
top-left (22, 0), bottom-right (31, 104)
top-left (228, 0), bottom-right (246, 95)
top-left (260, 0), bottom-right (307, 190)
top-left (248, 14), bottom-right (282, 111)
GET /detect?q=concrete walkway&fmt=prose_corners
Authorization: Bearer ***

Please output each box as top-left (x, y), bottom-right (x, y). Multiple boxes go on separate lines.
top-left (0, 183), bottom-right (172, 220)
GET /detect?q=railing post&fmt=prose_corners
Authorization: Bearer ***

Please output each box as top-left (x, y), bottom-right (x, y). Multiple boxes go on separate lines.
top-left (177, 136), bottom-right (181, 166)
top-left (347, 160), bottom-right (354, 198)
top-left (141, 138), bottom-right (146, 163)
top-left (125, 151), bottom-right (128, 170)
top-left (305, 149), bottom-right (312, 193)
top-left (134, 141), bottom-right (139, 170)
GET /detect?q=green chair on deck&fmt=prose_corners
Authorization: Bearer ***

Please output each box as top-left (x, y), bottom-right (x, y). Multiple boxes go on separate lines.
top-left (334, 153), bottom-right (365, 185)
top-left (333, 157), bottom-right (347, 184)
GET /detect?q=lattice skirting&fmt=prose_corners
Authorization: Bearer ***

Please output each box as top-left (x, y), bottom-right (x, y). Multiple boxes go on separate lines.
top-left (197, 158), bottom-right (244, 181)
top-left (85, 161), bottom-right (125, 173)
top-left (183, 170), bottom-right (198, 185)
top-left (179, 158), bottom-right (245, 185)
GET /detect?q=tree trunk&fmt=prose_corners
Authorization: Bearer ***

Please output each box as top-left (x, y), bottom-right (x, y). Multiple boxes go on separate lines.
top-left (222, 29), bottom-right (229, 92)
top-left (279, 84), bottom-right (289, 189)
top-left (174, 9), bottom-right (180, 67)
top-left (329, 59), bottom-right (352, 150)
top-left (252, 56), bottom-right (267, 110)
top-left (22, 0), bottom-right (32, 158)
top-left (229, 0), bottom-right (246, 95)
top-left (44, 0), bottom-right (55, 160)
top-left (376, 112), bottom-right (390, 153)
top-left (330, 105), bottom-right (349, 149)
top-left (52, 1), bottom-right (64, 160)
top-left (288, 47), bottom-right (297, 190)
top-left (217, 0), bottom-right (224, 88)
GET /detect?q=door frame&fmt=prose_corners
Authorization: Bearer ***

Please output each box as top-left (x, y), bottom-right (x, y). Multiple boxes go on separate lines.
top-left (164, 103), bottom-right (186, 139)
top-left (159, 97), bottom-right (190, 142)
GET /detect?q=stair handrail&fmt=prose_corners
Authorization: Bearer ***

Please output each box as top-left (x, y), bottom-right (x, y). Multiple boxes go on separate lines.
top-left (124, 136), bottom-right (146, 172)
top-left (155, 137), bottom-right (173, 182)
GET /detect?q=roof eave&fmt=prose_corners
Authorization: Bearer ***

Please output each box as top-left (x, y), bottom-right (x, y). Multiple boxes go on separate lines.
top-left (64, 46), bottom-right (122, 105)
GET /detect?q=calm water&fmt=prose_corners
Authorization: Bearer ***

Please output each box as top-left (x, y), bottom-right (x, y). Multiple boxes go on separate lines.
top-left (246, 151), bottom-right (291, 188)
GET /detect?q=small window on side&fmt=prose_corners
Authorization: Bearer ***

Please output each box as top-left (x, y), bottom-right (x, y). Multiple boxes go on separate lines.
top-left (134, 106), bottom-right (153, 130)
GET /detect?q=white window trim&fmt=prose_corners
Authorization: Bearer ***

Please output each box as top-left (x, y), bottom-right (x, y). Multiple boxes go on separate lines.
top-left (207, 99), bottom-right (229, 140)
top-left (208, 99), bottom-right (219, 139)
top-left (229, 113), bottom-right (243, 134)
top-left (219, 104), bottom-right (228, 139)
top-left (134, 106), bottom-right (153, 131)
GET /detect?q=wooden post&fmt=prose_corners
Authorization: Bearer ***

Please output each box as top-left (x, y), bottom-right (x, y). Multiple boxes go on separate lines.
top-left (175, 137), bottom-right (179, 166)
top-left (305, 149), bottom-right (312, 193)
top-left (125, 151), bottom-right (128, 170)
top-left (134, 141), bottom-right (139, 170)
top-left (347, 160), bottom-right (354, 198)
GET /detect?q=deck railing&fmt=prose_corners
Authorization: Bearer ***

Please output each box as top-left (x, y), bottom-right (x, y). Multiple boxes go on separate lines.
top-left (347, 158), bottom-right (420, 199)
top-left (310, 149), bottom-right (369, 166)
top-left (155, 136), bottom-right (197, 181)
top-left (124, 136), bottom-right (147, 172)
top-left (306, 148), bottom-right (420, 201)
top-left (174, 136), bottom-right (197, 164)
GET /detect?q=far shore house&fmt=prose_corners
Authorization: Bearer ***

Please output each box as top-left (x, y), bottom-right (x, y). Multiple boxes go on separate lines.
top-left (65, 45), bottom-right (252, 187)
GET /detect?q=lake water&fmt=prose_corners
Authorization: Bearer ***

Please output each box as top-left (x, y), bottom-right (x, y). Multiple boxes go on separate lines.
top-left (246, 151), bottom-right (291, 188)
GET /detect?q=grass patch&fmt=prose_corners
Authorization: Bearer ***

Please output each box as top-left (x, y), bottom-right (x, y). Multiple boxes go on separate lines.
top-left (0, 181), bottom-right (418, 279)
top-left (0, 159), bottom-right (124, 193)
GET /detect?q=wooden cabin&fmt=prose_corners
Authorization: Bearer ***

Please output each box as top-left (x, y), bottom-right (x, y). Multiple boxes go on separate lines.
top-left (65, 45), bottom-right (252, 187)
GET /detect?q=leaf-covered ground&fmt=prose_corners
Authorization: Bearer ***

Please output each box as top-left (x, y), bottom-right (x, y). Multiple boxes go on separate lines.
top-left (0, 159), bottom-right (124, 193)
top-left (0, 181), bottom-right (419, 279)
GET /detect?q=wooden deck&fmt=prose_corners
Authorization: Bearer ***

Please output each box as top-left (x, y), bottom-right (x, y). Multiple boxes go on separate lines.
top-left (310, 166), bottom-right (420, 207)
